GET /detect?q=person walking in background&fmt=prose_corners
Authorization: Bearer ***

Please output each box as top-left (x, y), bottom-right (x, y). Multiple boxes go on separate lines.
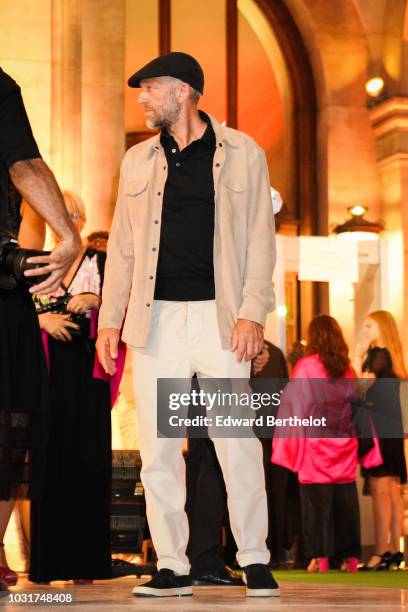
top-left (29, 192), bottom-right (113, 585)
top-left (186, 340), bottom-right (290, 584)
top-left (354, 311), bottom-right (407, 571)
top-left (273, 315), bottom-right (381, 573)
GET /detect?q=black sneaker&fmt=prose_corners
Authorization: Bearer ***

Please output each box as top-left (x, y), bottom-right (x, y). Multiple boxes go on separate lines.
top-left (243, 564), bottom-right (280, 597)
top-left (132, 568), bottom-right (193, 597)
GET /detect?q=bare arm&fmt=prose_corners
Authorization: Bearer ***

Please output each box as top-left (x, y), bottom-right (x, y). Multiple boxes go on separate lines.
top-left (18, 200), bottom-right (46, 249)
top-left (9, 158), bottom-right (81, 293)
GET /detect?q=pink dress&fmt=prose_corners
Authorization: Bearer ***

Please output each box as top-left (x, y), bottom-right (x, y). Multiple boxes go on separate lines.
top-left (272, 354), bottom-right (382, 484)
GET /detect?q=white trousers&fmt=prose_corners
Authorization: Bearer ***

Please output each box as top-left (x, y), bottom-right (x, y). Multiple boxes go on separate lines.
top-left (131, 300), bottom-right (270, 575)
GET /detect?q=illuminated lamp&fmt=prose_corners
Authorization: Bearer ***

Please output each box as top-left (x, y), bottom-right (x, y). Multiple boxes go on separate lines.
top-left (334, 205), bottom-right (383, 241)
top-left (365, 77), bottom-right (385, 97)
top-left (365, 77), bottom-right (386, 108)
top-left (277, 305), bottom-right (288, 317)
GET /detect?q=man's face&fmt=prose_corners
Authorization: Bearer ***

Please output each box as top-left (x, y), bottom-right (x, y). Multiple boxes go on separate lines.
top-left (138, 77), bottom-right (181, 129)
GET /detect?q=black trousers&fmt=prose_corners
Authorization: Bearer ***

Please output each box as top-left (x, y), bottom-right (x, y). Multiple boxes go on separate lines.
top-left (261, 439), bottom-right (301, 562)
top-left (185, 437), bottom-right (227, 576)
top-left (299, 482), bottom-right (361, 559)
top-left (185, 435), bottom-right (302, 573)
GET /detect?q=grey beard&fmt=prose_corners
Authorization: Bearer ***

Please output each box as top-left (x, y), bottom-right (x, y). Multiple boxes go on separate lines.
top-left (146, 93), bottom-right (181, 129)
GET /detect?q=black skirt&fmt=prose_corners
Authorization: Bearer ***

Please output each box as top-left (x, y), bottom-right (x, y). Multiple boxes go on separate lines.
top-left (361, 378), bottom-right (407, 486)
top-left (29, 334), bottom-right (112, 582)
top-left (0, 287), bottom-right (49, 501)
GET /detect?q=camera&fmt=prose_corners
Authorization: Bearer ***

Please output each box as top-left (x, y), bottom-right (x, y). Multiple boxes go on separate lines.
top-left (0, 228), bottom-right (50, 290)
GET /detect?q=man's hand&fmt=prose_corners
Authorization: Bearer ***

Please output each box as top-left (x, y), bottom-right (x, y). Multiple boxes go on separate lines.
top-left (230, 319), bottom-right (264, 363)
top-left (96, 328), bottom-right (120, 375)
top-left (24, 237), bottom-right (79, 294)
top-left (252, 341), bottom-right (270, 374)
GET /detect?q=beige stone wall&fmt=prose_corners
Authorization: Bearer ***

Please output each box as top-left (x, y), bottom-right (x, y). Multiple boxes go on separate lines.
top-left (0, 0), bottom-right (125, 235)
top-left (0, 0), bottom-right (52, 161)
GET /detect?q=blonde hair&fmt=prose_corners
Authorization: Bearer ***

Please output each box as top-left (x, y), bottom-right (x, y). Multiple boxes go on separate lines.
top-left (63, 190), bottom-right (86, 224)
top-left (368, 310), bottom-right (407, 378)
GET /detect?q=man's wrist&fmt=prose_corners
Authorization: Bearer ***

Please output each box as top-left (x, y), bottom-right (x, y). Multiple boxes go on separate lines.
top-left (237, 318), bottom-right (264, 329)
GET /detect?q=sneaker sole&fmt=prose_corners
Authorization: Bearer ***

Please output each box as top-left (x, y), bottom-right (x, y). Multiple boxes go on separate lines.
top-left (243, 572), bottom-right (280, 597)
top-left (246, 587), bottom-right (280, 597)
top-left (132, 586), bottom-right (193, 597)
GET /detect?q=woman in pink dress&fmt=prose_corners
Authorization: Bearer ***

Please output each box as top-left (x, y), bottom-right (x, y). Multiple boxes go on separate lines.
top-left (272, 315), bottom-right (381, 572)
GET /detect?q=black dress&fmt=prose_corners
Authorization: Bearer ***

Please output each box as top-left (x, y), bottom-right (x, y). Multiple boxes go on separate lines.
top-left (29, 250), bottom-right (112, 582)
top-left (362, 347), bottom-right (407, 484)
top-left (0, 287), bottom-right (49, 501)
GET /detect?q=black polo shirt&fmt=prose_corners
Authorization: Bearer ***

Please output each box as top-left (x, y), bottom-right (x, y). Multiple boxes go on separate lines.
top-left (154, 112), bottom-right (216, 301)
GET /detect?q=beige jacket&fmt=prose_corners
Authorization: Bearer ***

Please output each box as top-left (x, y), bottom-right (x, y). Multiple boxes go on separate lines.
top-left (99, 114), bottom-right (276, 349)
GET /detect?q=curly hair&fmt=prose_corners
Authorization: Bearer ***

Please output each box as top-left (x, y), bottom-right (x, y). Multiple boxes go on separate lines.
top-left (306, 314), bottom-right (350, 378)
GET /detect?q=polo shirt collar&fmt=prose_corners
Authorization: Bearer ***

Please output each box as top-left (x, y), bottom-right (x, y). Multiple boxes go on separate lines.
top-left (149, 111), bottom-right (241, 154)
top-left (160, 111), bottom-right (215, 150)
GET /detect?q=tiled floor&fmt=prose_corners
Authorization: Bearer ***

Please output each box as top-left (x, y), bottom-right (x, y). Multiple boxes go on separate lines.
top-left (2, 576), bottom-right (407, 611)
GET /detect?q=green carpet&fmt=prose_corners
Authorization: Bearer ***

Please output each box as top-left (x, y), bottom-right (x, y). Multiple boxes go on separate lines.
top-left (273, 569), bottom-right (408, 589)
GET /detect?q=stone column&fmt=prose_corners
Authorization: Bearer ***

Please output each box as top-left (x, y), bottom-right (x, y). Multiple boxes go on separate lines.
top-left (370, 97), bottom-right (408, 551)
top-left (81, 0), bottom-right (125, 233)
top-left (370, 98), bottom-right (408, 345)
top-left (51, 0), bottom-right (82, 192)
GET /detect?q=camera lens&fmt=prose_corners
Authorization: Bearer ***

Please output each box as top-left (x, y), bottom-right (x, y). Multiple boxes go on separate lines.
top-left (4, 246), bottom-right (51, 286)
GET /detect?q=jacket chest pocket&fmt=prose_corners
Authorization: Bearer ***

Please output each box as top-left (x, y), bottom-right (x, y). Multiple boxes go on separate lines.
top-left (125, 178), bottom-right (149, 198)
top-left (222, 178), bottom-right (249, 224)
top-left (125, 178), bottom-right (151, 222)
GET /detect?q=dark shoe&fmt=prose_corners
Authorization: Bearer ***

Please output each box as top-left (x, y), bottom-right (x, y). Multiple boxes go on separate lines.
top-left (0, 566), bottom-right (17, 586)
top-left (389, 552), bottom-right (404, 570)
top-left (132, 568), bottom-right (193, 598)
top-left (192, 566), bottom-right (244, 586)
top-left (112, 558), bottom-right (157, 578)
top-left (0, 578), bottom-right (8, 598)
top-left (360, 552), bottom-right (392, 571)
top-left (243, 564), bottom-right (280, 597)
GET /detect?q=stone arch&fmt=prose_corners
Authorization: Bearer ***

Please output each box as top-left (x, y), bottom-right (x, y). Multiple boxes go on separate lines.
top-left (282, 0), bottom-right (381, 229)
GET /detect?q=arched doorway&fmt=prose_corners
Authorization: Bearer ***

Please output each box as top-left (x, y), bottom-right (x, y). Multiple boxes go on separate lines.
top-left (125, 0), bottom-right (321, 344)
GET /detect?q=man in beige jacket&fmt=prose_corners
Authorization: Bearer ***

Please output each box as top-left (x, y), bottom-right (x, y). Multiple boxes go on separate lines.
top-left (97, 52), bottom-right (278, 598)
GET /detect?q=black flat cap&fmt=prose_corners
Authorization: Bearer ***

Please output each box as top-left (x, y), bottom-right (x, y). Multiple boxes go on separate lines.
top-left (128, 51), bottom-right (204, 94)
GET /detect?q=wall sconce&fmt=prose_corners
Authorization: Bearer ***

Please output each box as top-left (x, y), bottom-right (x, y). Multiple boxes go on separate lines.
top-left (365, 76), bottom-right (387, 107)
top-left (333, 205), bottom-right (383, 241)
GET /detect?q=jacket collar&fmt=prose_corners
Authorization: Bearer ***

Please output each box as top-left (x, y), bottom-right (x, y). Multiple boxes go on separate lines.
top-left (149, 112), bottom-right (241, 154)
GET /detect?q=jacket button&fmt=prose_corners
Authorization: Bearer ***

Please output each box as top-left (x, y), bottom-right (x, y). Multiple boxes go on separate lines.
top-left (149, 275), bottom-right (154, 280)
top-left (157, 192), bottom-right (161, 196)
top-left (163, 166), bottom-right (166, 170)
top-left (154, 220), bottom-right (159, 224)
top-left (152, 247), bottom-right (157, 252)
top-left (215, 163), bottom-right (220, 167)
top-left (219, 142), bottom-right (223, 147)
top-left (146, 303), bottom-right (151, 307)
